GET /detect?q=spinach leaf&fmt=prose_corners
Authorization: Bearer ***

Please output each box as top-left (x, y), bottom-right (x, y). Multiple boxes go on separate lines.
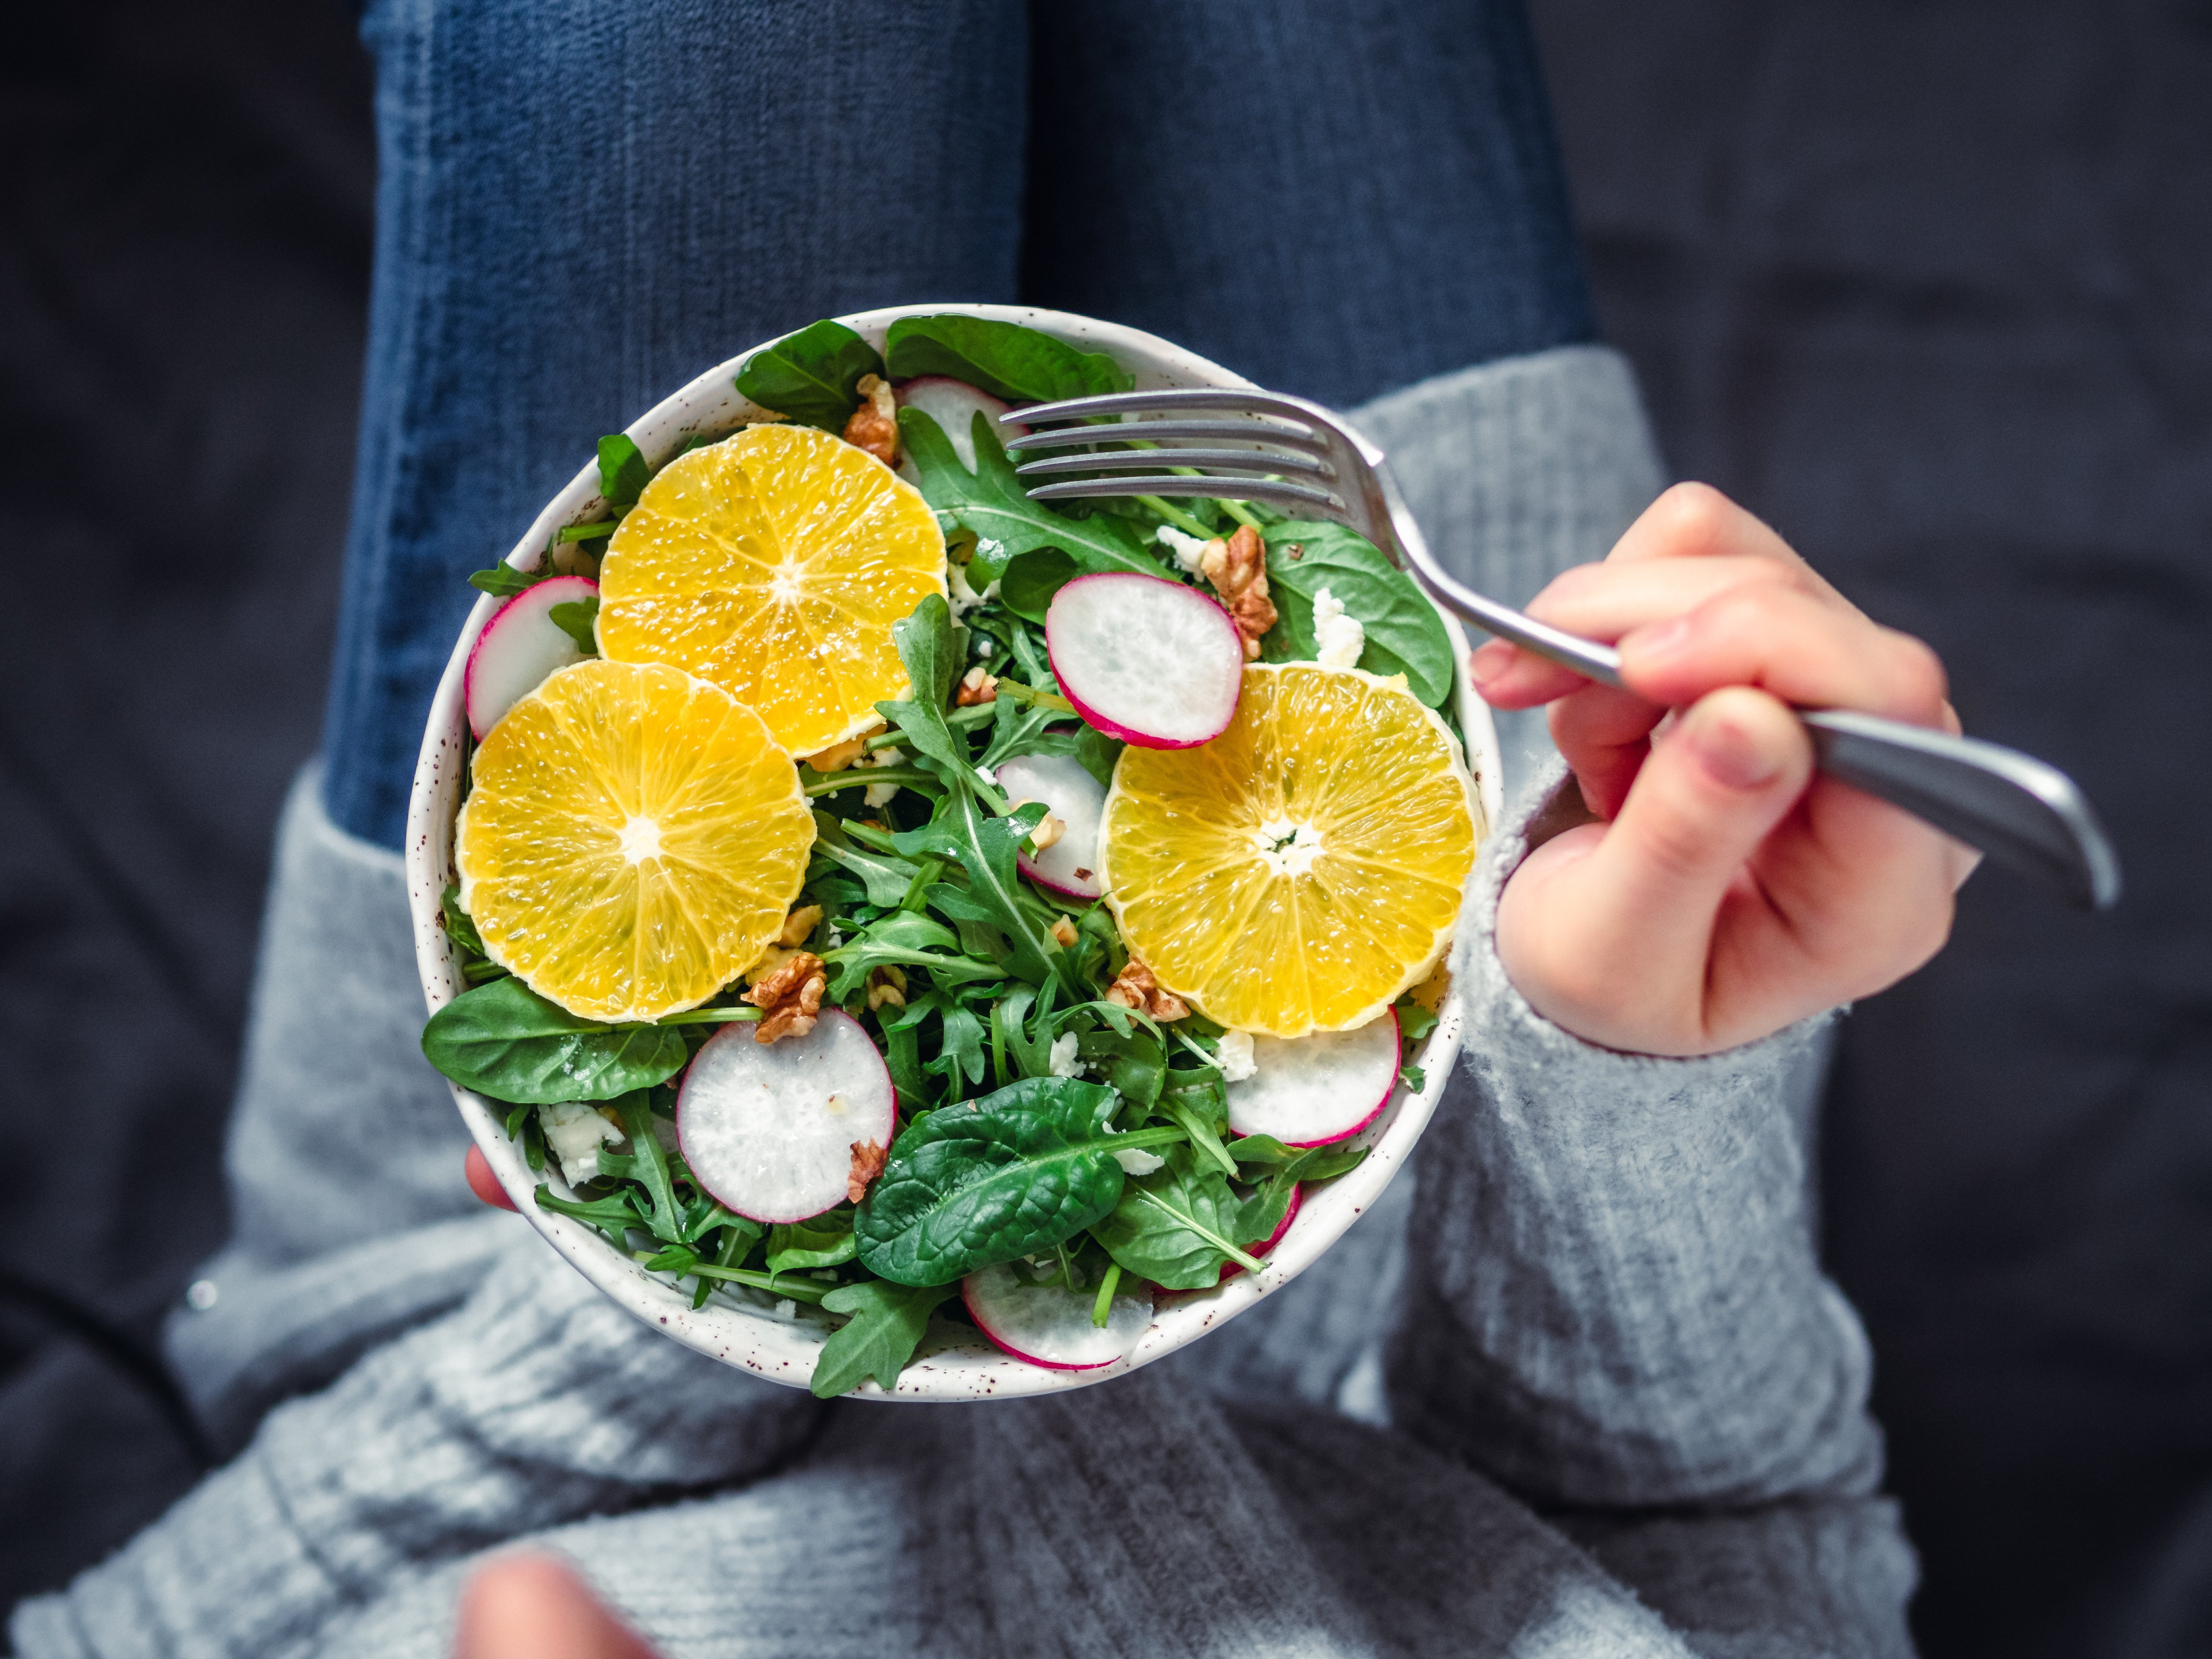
top-left (996, 548), bottom-right (1079, 623)
top-left (811, 1278), bottom-right (959, 1398)
top-left (468, 563), bottom-right (552, 599)
top-left (767, 1212), bottom-right (858, 1274)
top-left (1090, 1144), bottom-right (1263, 1289)
top-left (547, 596), bottom-right (599, 655)
top-left (1078, 1024), bottom-right (1165, 1109)
top-left (894, 793), bottom-right (1073, 991)
top-left (882, 314), bottom-right (1132, 405)
top-left (1260, 521), bottom-right (1455, 707)
top-left (898, 409), bottom-right (1168, 588)
top-left (855, 1077), bottom-right (1160, 1285)
top-left (596, 433), bottom-right (651, 506)
top-left (420, 976), bottom-right (689, 1103)
top-left (1073, 727), bottom-right (1125, 790)
top-left (439, 882), bottom-right (505, 984)
top-left (734, 319), bottom-right (886, 431)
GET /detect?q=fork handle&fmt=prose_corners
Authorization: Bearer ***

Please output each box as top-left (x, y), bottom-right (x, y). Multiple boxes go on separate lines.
top-left (1421, 567), bottom-right (2121, 910)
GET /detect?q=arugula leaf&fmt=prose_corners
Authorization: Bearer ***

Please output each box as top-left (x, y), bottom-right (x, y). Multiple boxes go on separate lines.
top-left (976, 680), bottom-right (1070, 771)
top-left (927, 995), bottom-right (989, 1090)
top-left (596, 433), bottom-right (650, 506)
top-left (1078, 1023), bottom-right (1165, 1108)
top-left (767, 1212), bottom-right (858, 1274)
top-left (547, 596), bottom-right (599, 655)
top-left (1073, 727), bottom-right (1125, 790)
top-left (597, 1093), bottom-right (684, 1243)
top-left (1090, 1144), bottom-right (1264, 1289)
top-left (734, 319), bottom-right (886, 431)
top-left (872, 595), bottom-right (970, 780)
top-left (1260, 521), bottom-right (1455, 707)
top-left (809, 820), bottom-right (923, 909)
top-left (822, 910), bottom-right (1007, 1000)
top-left (534, 1183), bottom-right (641, 1250)
top-left (996, 548), bottom-right (1079, 623)
top-left (811, 1278), bottom-right (959, 1398)
top-left (855, 1077), bottom-right (1171, 1285)
top-left (439, 882), bottom-right (502, 979)
top-left (894, 792), bottom-right (1073, 991)
top-left (898, 409), bottom-right (1168, 588)
top-left (468, 563), bottom-right (552, 599)
top-left (883, 314), bottom-right (1132, 405)
top-left (421, 977), bottom-right (689, 1103)
top-left (1394, 993), bottom-right (1442, 1046)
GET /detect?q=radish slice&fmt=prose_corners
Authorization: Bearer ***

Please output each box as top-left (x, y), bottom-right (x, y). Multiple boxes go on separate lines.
top-left (994, 753), bottom-right (1106, 899)
top-left (464, 574), bottom-right (599, 739)
top-left (895, 377), bottom-right (1027, 476)
top-left (1225, 1009), bottom-right (1401, 1147)
top-left (1046, 573), bottom-right (1243, 749)
top-left (1218, 1183), bottom-right (1302, 1284)
top-left (962, 1262), bottom-right (1153, 1370)
top-left (676, 1011), bottom-right (896, 1224)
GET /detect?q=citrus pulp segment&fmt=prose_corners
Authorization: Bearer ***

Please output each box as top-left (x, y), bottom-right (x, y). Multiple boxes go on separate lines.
top-left (595, 422), bottom-right (947, 757)
top-left (456, 658), bottom-right (814, 1023)
top-left (1096, 663), bottom-right (1480, 1037)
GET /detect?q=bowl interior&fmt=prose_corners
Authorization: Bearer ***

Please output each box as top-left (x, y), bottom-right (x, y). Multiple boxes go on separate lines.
top-left (404, 303), bottom-right (1503, 1401)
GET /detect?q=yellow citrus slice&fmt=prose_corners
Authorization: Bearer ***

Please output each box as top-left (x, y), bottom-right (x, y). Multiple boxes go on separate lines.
top-left (595, 422), bottom-right (946, 756)
top-left (1097, 663), bottom-right (1481, 1036)
top-left (456, 658), bottom-right (814, 1022)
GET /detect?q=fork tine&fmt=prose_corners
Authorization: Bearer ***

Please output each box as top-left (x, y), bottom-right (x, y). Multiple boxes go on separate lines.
top-left (1014, 448), bottom-right (1332, 480)
top-left (1009, 387), bottom-right (1330, 427)
top-left (1025, 476), bottom-right (1345, 515)
top-left (1002, 419), bottom-right (1331, 454)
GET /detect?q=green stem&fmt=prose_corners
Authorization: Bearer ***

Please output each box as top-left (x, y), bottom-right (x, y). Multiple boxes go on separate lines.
top-left (652, 1006), bottom-right (760, 1025)
top-left (1216, 499), bottom-right (1264, 530)
top-left (803, 765), bottom-right (941, 799)
top-left (555, 519), bottom-right (619, 542)
top-left (1110, 1125), bottom-right (1189, 1153)
top-left (993, 681), bottom-right (1076, 714)
top-left (899, 857), bottom-right (944, 913)
top-left (1133, 493), bottom-right (1215, 539)
top-left (1091, 1262), bottom-right (1122, 1328)
top-left (1130, 1187), bottom-right (1266, 1275)
top-left (685, 1263), bottom-right (831, 1304)
top-left (866, 705), bottom-right (992, 751)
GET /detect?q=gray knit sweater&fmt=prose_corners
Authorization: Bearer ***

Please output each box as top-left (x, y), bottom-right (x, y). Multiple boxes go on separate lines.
top-left (9, 347), bottom-right (1916, 1659)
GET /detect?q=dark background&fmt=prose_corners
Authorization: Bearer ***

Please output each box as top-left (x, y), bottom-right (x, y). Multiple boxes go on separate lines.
top-left (4, 3), bottom-right (2206, 1654)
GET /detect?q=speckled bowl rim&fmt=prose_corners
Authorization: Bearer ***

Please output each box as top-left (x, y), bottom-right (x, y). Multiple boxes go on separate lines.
top-left (404, 302), bottom-right (1503, 1402)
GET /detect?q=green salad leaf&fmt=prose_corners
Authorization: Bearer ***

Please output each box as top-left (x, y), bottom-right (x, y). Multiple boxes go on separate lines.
top-left (420, 976), bottom-right (689, 1103)
top-left (855, 1078), bottom-right (1166, 1285)
top-left (811, 1278), bottom-right (960, 1399)
top-left (897, 408), bottom-right (1168, 590)
top-left (596, 433), bottom-right (650, 506)
top-left (1090, 1144), bottom-right (1267, 1289)
top-left (894, 793), bottom-right (1072, 991)
top-left (767, 1212), bottom-right (858, 1274)
top-left (547, 596), bottom-right (599, 655)
top-left (468, 563), bottom-right (551, 599)
top-left (735, 320), bottom-right (886, 431)
top-left (1260, 521), bottom-right (1456, 707)
top-left (873, 594), bottom-right (970, 779)
top-left (883, 314), bottom-right (1132, 405)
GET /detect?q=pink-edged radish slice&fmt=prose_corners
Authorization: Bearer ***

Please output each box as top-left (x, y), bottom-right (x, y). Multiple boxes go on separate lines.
top-left (1224, 1009), bottom-right (1401, 1147)
top-left (894, 377), bottom-right (1028, 476)
top-left (962, 1262), bottom-right (1153, 1370)
top-left (464, 574), bottom-right (599, 739)
top-left (1046, 573), bottom-right (1243, 749)
top-left (676, 1010), bottom-right (896, 1225)
top-left (994, 753), bottom-right (1106, 899)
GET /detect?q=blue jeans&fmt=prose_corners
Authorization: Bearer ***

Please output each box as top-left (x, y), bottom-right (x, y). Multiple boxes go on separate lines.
top-left (321, 0), bottom-right (1596, 849)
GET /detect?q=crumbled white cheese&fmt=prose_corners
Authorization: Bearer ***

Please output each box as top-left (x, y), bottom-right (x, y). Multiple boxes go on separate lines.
top-left (1312, 587), bottom-right (1366, 669)
top-left (1155, 524), bottom-right (1213, 574)
top-left (1047, 1032), bottom-right (1086, 1078)
top-left (540, 1101), bottom-right (623, 1185)
top-left (975, 637), bottom-right (993, 658)
top-left (1112, 1146), bottom-right (1166, 1176)
top-left (864, 745), bottom-right (904, 806)
top-left (948, 560), bottom-right (1000, 617)
top-left (773, 1298), bottom-right (798, 1320)
top-left (1214, 1029), bottom-right (1258, 1083)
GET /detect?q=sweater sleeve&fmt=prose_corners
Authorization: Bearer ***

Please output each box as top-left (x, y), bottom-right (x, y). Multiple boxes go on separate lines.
top-left (1388, 758), bottom-right (1891, 1513)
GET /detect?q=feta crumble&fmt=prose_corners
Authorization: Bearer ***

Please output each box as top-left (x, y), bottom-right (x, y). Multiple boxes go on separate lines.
top-left (1154, 524), bottom-right (1213, 574)
top-left (540, 1101), bottom-right (623, 1186)
top-left (1112, 1146), bottom-right (1166, 1176)
top-left (1047, 1032), bottom-right (1086, 1078)
top-left (864, 744), bottom-right (904, 808)
top-left (1214, 1029), bottom-right (1258, 1083)
top-left (1312, 587), bottom-right (1366, 669)
top-left (948, 560), bottom-right (1000, 617)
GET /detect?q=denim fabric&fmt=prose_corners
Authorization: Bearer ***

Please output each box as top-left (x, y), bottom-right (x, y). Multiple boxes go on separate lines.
top-left (321, 0), bottom-right (1597, 849)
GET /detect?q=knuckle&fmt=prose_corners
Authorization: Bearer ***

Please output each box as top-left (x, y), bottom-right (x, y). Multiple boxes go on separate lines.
top-left (1885, 632), bottom-right (1951, 712)
top-left (1649, 481), bottom-right (1738, 550)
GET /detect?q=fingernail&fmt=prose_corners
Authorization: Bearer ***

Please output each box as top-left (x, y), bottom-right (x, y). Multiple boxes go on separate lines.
top-left (1625, 616), bottom-right (1692, 659)
top-left (1686, 708), bottom-right (1783, 791)
top-left (1467, 640), bottom-right (1514, 686)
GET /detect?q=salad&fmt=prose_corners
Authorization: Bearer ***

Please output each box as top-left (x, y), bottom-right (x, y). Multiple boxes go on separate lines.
top-left (421, 314), bottom-right (1480, 1398)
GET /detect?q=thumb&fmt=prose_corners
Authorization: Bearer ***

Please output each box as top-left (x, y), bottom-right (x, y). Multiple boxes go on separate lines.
top-left (1584, 685), bottom-right (1814, 951)
top-left (455, 1555), bottom-right (661, 1659)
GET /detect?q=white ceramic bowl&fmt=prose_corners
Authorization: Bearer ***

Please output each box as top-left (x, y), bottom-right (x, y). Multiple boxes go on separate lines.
top-left (405, 303), bottom-right (1503, 1401)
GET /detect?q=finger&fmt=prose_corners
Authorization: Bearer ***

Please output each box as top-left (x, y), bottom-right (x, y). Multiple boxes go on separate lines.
top-left (1608, 481), bottom-right (1810, 571)
top-left (456, 1555), bottom-right (661, 1659)
top-left (1549, 683), bottom-right (1665, 819)
top-left (1527, 554), bottom-right (1853, 649)
top-left (1619, 583), bottom-right (1948, 725)
top-left (466, 1144), bottom-right (519, 1212)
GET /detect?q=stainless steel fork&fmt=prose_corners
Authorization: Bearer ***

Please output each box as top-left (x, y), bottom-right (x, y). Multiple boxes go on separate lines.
top-left (1001, 387), bottom-right (2121, 911)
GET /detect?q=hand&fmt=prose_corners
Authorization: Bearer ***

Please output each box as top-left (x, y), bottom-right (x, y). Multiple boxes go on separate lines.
top-left (1469, 483), bottom-right (1977, 1057)
top-left (454, 1555), bottom-right (661, 1659)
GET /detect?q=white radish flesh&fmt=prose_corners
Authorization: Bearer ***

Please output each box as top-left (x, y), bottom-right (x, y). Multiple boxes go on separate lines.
top-left (994, 753), bottom-right (1107, 900)
top-left (676, 1011), bottom-right (896, 1225)
top-left (1225, 1009), bottom-right (1401, 1147)
top-left (464, 574), bottom-right (599, 739)
top-left (962, 1262), bottom-right (1153, 1370)
top-left (894, 377), bottom-right (1027, 477)
top-left (1046, 573), bottom-right (1243, 749)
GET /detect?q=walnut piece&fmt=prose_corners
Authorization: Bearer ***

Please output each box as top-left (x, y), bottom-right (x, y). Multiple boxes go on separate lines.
top-left (1199, 525), bottom-right (1277, 660)
top-left (955, 665), bottom-right (999, 706)
top-left (778, 904), bottom-right (823, 948)
top-left (847, 1138), bottom-right (889, 1204)
top-left (1048, 914), bottom-right (1079, 949)
top-left (803, 720), bottom-right (888, 774)
top-left (1027, 811), bottom-right (1066, 852)
top-left (743, 950), bottom-right (826, 1043)
top-left (866, 964), bottom-right (908, 1011)
top-left (1104, 957), bottom-right (1190, 1022)
top-left (842, 373), bottom-right (899, 466)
